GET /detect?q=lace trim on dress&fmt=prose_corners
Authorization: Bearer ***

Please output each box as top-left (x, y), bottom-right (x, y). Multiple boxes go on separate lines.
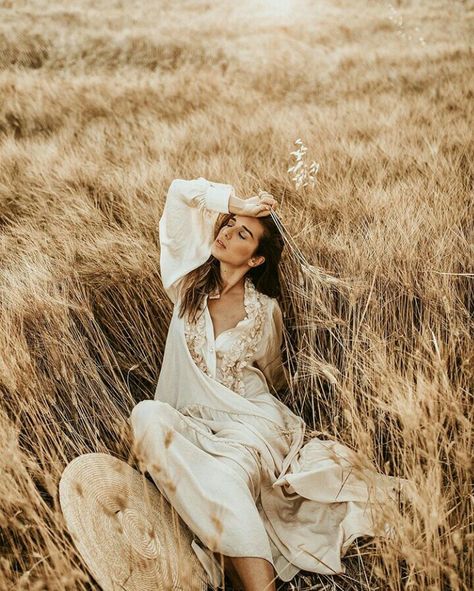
top-left (184, 276), bottom-right (269, 396)
top-left (183, 298), bottom-right (208, 376)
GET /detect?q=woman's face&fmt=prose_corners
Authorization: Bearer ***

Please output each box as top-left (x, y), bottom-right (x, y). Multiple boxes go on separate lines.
top-left (211, 214), bottom-right (265, 268)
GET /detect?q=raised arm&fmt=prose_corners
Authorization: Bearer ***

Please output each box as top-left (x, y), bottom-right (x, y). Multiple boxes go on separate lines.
top-left (158, 177), bottom-right (235, 303)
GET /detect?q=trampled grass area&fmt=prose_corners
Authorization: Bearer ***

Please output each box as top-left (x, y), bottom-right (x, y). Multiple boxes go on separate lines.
top-left (0, 0), bottom-right (472, 589)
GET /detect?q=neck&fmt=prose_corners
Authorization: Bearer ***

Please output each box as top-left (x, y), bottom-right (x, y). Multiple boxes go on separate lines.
top-left (218, 263), bottom-right (247, 296)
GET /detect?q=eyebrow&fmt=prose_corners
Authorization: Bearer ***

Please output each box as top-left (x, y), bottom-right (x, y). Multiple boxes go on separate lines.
top-left (242, 225), bottom-right (254, 238)
top-left (230, 216), bottom-right (254, 239)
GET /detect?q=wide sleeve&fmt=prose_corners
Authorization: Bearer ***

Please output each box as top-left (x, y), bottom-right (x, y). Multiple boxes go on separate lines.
top-left (254, 299), bottom-right (289, 393)
top-left (158, 177), bottom-right (235, 303)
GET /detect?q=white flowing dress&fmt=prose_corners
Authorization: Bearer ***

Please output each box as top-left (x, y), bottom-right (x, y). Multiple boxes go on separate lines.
top-left (129, 177), bottom-right (408, 587)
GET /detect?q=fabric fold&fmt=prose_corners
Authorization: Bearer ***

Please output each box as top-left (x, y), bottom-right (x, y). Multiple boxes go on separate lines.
top-left (191, 539), bottom-right (224, 589)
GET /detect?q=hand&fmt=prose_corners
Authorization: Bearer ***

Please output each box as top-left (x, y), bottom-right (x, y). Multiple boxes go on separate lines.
top-left (239, 191), bottom-right (278, 218)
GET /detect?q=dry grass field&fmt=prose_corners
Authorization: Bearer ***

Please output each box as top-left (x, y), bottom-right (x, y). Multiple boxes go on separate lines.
top-left (0, 0), bottom-right (472, 589)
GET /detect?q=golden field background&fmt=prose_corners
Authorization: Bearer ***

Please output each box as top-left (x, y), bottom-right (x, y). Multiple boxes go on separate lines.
top-left (0, 0), bottom-right (472, 589)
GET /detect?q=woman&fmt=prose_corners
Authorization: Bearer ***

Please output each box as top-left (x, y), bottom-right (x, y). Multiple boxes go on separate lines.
top-left (129, 177), bottom-right (405, 591)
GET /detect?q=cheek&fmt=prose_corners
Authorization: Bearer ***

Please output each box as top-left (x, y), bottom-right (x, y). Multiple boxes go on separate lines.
top-left (238, 242), bottom-right (255, 257)
top-left (226, 240), bottom-right (253, 257)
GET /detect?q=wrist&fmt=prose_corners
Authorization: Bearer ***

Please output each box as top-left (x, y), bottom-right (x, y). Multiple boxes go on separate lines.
top-left (228, 192), bottom-right (246, 215)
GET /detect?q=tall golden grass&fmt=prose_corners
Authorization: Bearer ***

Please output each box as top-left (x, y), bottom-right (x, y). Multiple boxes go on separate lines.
top-left (0, 0), bottom-right (472, 589)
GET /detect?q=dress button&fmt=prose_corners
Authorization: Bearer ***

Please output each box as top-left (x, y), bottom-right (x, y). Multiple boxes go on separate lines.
top-left (209, 346), bottom-right (214, 353)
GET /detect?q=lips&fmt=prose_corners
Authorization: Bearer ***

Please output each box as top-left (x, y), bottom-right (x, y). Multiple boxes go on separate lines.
top-left (216, 239), bottom-right (226, 249)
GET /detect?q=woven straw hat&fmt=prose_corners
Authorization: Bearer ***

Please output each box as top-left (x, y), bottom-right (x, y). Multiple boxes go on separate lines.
top-left (59, 453), bottom-right (209, 591)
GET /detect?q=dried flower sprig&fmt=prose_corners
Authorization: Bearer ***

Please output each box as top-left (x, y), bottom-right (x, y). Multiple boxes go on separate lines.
top-left (387, 3), bottom-right (426, 46)
top-left (287, 138), bottom-right (320, 190)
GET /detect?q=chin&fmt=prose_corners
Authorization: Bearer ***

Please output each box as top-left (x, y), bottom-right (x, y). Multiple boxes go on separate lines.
top-left (211, 245), bottom-right (225, 260)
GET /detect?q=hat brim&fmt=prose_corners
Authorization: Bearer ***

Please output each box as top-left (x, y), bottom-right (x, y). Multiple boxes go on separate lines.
top-left (59, 453), bottom-right (209, 590)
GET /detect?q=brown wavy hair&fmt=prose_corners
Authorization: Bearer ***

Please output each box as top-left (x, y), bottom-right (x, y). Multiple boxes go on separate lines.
top-left (177, 212), bottom-right (285, 323)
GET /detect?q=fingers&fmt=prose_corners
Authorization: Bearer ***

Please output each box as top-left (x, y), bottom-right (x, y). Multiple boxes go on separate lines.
top-left (257, 191), bottom-right (278, 210)
top-left (256, 204), bottom-right (274, 217)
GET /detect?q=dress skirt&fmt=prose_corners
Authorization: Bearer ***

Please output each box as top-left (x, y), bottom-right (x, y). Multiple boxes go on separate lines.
top-left (128, 313), bottom-right (409, 587)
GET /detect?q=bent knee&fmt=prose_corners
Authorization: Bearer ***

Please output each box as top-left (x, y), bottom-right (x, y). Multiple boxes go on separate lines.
top-left (130, 399), bottom-right (154, 430)
top-left (129, 399), bottom-right (176, 433)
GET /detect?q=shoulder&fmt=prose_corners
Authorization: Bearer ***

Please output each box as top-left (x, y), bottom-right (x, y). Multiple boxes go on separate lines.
top-left (259, 294), bottom-right (283, 328)
top-left (263, 294), bottom-right (281, 312)
top-left (249, 279), bottom-right (282, 325)
top-left (255, 289), bottom-right (275, 310)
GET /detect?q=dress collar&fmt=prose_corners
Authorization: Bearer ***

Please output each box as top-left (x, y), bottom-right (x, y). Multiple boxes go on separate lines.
top-left (242, 275), bottom-right (258, 321)
top-left (204, 276), bottom-right (261, 340)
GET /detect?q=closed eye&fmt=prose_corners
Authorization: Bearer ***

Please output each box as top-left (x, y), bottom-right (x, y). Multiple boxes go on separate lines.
top-left (226, 221), bottom-right (247, 239)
